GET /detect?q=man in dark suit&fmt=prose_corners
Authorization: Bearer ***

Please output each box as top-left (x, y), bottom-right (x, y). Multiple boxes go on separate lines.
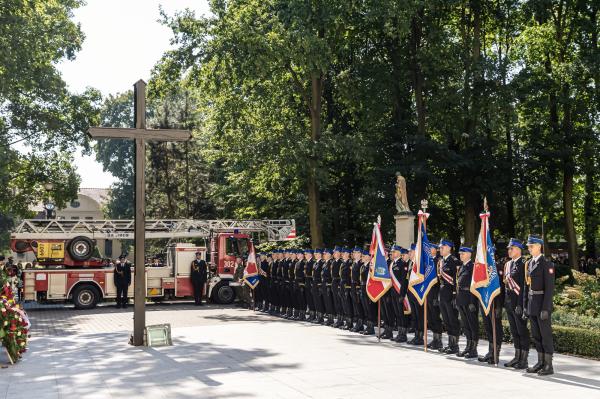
top-left (191, 251), bottom-right (208, 306)
top-left (114, 254), bottom-right (131, 308)
top-left (456, 246), bottom-right (478, 358)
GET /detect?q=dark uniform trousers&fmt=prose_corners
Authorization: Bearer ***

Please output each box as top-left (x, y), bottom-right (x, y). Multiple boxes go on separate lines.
top-left (293, 261), bottom-right (305, 312)
top-left (331, 259), bottom-right (343, 315)
top-left (481, 296), bottom-right (504, 346)
top-left (505, 258), bottom-right (530, 350)
top-left (427, 284), bottom-right (443, 334)
top-left (305, 260), bottom-right (315, 312)
top-left (408, 290), bottom-right (424, 332)
top-left (350, 262), bottom-right (364, 320)
top-left (340, 261), bottom-right (354, 319)
top-left (312, 262), bottom-right (324, 314)
top-left (525, 257), bottom-right (555, 354)
top-left (457, 260), bottom-right (479, 340)
top-left (321, 260), bottom-right (335, 315)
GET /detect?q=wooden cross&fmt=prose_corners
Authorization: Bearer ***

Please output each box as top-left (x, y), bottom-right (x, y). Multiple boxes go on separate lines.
top-left (89, 80), bottom-right (191, 346)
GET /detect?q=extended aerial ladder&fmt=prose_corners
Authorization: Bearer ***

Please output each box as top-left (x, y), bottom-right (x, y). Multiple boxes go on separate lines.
top-left (11, 219), bottom-right (296, 241)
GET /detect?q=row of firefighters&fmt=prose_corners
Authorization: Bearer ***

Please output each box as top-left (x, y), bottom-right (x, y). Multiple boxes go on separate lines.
top-left (240, 236), bottom-right (555, 376)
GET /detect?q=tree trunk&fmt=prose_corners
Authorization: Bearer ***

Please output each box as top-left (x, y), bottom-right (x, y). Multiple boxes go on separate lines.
top-left (464, 192), bottom-right (478, 247)
top-left (563, 171), bottom-right (578, 268)
top-left (307, 73), bottom-right (323, 247)
top-left (584, 159), bottom-right (597, 258)
top-left (409, 7), bottom-right (426, 137)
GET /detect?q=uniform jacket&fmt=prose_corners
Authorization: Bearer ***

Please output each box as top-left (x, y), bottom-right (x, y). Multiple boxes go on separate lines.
top-left (524, 256), bottom-right (555, 316)
top-left (504, 257), bottom-right (526, 310)
top-left (456, 260), bottom-right (476, 307)
top-left (438, 255), bottom-right (460, 302)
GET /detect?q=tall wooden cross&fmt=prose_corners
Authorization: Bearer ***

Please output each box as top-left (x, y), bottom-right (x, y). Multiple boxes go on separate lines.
top-left (89, 80), bottom-right (191, 346)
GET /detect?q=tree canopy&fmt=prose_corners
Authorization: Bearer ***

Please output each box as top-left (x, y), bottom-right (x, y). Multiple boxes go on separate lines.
top-left (143, 0), bottom-right (598, 267)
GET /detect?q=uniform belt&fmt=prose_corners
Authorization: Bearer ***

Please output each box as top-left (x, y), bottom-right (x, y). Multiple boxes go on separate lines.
top-left (306, 276), bottom-right (313, 279)
top-left (529, 290), bottom-right (544, 295)
top-left (326, 283), bottom-right (332, 287)
top-left (344, 285), bottom-right (351, 289)
top-left (460, 287), bottom-right (470, 291)
top-left (360, 283), bottom-right (366, 287)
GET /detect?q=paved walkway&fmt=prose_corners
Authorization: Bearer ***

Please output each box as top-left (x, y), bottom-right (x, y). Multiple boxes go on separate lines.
top-left (1, 304), bottom-right (599, 398)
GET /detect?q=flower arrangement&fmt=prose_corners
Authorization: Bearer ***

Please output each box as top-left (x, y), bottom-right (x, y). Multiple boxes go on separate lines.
top-left (0, 271), bottom-right (29, 364)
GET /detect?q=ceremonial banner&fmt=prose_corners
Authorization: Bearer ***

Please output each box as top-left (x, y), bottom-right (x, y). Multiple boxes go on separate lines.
top-left (470, 211), bottom-right (501, 316)
top-left (243, 242), bottom-right (260, 289)
top-left (408, 211), bottom-right (438, 305)
top-left (366, 222), bottom-right (392, 302)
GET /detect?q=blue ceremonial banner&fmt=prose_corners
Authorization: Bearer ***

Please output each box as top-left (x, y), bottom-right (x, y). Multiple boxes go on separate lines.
top-left (470, 211), bottom-right (501, 316)
top-left (408, 211), bottom-right (438, 306)
top-left (243, 242), bottom-right (260, 289)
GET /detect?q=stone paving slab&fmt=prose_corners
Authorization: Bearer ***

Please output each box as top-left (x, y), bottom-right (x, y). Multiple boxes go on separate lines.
top-left (1, 304), bottom-right (599, 398)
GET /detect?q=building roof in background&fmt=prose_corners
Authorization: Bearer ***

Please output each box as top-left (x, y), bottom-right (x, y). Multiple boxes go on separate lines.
top-left (30, 188), bottom-right (111, 212)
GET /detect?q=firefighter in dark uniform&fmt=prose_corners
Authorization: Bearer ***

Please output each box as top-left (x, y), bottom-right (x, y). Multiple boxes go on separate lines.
top-left (524, 234), bottom-right (555, 376)
top-left (350, 247), bottom-right (365, 333)
top-left (456, 246), bottom-right (479, 358)
top-left (331, 246), bottom-right (344, 328)
top-left (339, 248), bottom-right (354, 330)
top-left (378, 245), bottom-right (397, 339)
top-left (277, 250), bottom-right (288, 317)
top-left (114, 255), bottom-right (131, 308)
top-left (407, 243), bottom-right (425, 345)
top-left (390, 246), bottom-right (410, 343)
top-left (293, 250), bottom-right (306, 320)
top-left (503, 238), bottom-right (530, 369)
top-left (269, 251), bottom-right (280, 314)
top-left (437, 239), bottom-right (461, 354)
top-left (426, 243), bottom-right (443, 349)
top-left (191, 251), bottom-right (208, 306)
top-left (478, 251), bottom-right (505, 365)
top-left (359, 250), bottom-right (376, 335)
top-left (311, 249), bottom-right (325, 324)
top-left (304, 249), bottom-right (316, 322)
top-left (281, 250), bottom-right (293, 318)
top-left (321, 249), bottom-right (335, 326)
top-left (257, 253), bottom-right (270, 311)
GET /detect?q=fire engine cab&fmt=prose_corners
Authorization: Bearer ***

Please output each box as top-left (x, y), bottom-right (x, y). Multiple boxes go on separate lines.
top-left (10, 219), bottom-right (296, 309)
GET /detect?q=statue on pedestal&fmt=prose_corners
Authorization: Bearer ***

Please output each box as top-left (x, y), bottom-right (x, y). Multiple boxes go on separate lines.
top-left (395, 173), bottom-right (411, 215)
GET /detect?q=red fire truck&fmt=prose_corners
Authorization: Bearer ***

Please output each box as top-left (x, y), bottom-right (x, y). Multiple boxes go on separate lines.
top-left (10, 219), bottom-right (296, 309)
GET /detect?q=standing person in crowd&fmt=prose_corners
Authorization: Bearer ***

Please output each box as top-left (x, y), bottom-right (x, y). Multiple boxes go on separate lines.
top-left (427, 243), bottom-right (443, 350)
top-left (437, 239), bottom-right (461, 354)
top-left (503, 239), bottom-right (530, 369)
top-left (525, 235), bottom-right (556, 376)
top-left (456, 246), bottom-right (478, 358)
top-left (407, 243), bottom-right (424, 345)
top-left (114, 254), bottom-right (131, 309)
top-left (350, 247), bottom-right (365, 333)
top-left (191, 251), bottom-right (208, 306)
top-left (321, 249), bottom-right (335, 326)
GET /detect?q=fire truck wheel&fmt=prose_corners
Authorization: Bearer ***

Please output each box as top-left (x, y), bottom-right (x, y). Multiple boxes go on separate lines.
top-left (68, 236), bottom-right (95, 261)
top-left (212, 282), bottom-right (235, 304)
top-left (72, 285), bottom-right (100, 309)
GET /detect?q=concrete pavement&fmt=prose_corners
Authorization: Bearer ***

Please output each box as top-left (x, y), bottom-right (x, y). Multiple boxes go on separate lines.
top-left (1, 304), bottom-right (599, 398)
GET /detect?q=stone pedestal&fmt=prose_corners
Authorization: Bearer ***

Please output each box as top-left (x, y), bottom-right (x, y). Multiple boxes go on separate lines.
top-left (395, 213), bottom-right (415, 248)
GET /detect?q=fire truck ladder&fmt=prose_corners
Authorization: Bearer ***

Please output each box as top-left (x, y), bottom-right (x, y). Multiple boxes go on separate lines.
top-left (11, 219), bottom-right (297, 241)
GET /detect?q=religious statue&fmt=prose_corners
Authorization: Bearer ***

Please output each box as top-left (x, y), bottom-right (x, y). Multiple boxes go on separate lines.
top-left (395, 173), bottom-right (411, 214)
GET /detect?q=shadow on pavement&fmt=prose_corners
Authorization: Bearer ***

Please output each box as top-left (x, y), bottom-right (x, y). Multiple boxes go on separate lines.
top-left (9, 331), bottom-right (300, 398)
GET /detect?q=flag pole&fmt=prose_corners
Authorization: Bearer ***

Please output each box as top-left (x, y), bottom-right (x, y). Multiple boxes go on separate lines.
top-left (424, 294), bottom-right (428, 352)
top-left (377, 300), bottom-right (381, 343)
top-left (492, 302), bottom-right (497, 365)
top-left (252, 288), bottom-right (255, 312)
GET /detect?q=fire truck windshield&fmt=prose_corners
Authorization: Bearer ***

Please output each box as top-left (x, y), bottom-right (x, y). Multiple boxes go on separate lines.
top-left (225, 237), bottom-right (249, 258)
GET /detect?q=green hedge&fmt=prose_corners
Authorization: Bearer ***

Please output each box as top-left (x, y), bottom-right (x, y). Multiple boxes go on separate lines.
top-left (477, 320), bottom-right (600, 359)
